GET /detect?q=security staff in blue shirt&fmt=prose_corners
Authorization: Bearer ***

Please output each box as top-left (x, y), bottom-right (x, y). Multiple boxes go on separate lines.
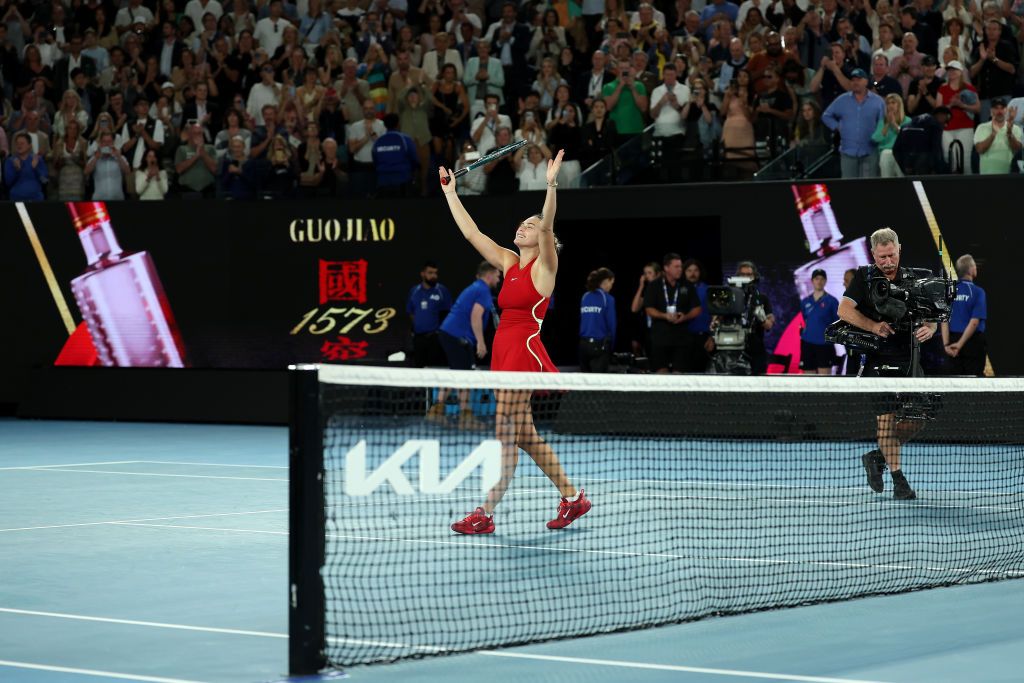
top-left (799, 269), bottom-right (840, 374)
top-left (371, 113), bottom-right (419, 198)
top-left (406, 261), bottom-right (452, 367)
top-left (684, 258), bottom-right (713, 372)
top-left (941, 254), bottom-right (987, 376)
top-left (579, 268), bottom-right (617, 373)
top-left (439, 261), bottom-right (500, 370)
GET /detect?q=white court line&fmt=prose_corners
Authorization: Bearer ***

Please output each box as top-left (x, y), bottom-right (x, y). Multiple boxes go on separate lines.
top-left (0, 659), bottom-right (208, 683)
top-left (0, 607), bottom-right (442, 652)
top-left (109, 522), bottom-right (1024, 578)
top-left (0, 509), bottom-right (286, 533)
top-left (0, 460), bottom-right (141, 471)
top-left (128, 460), bottom-right (287, 470)
top-left (18, 468), bottom-right (286, 482)
top-left (476, 652), bottom-right (892, 683)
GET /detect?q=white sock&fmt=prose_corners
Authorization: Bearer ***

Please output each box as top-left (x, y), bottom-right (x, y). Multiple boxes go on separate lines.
top-left (564, 490), bottom-right (578, 501)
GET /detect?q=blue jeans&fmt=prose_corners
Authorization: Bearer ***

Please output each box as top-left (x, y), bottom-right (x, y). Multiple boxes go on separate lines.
top-left (840, 151), bottom-right (880, 178)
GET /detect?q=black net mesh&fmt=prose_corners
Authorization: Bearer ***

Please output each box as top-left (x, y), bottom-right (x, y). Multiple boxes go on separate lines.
top-left (313, 371), bottom-right (1024, 667)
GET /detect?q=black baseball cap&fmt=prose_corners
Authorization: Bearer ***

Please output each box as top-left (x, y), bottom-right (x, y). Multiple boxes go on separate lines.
top-left (992, 97), bottom-right (1008, 108)
top-left (811, 269), bottom-right (827, 279)
top-left (849, 68), bottom-right (868, 80)
top-left (921, 54), bottom-right (937, 66)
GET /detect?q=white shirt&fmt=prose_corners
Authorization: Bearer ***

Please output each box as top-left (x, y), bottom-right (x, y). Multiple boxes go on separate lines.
top-left (446, 14), bottom-right (482, 35)
top-left (471, 112), bottom-right (512, 156)
top-left (422, 48), bottom-right (463, 80)
top-left (115, 4), bottom-right (155, 27)
top-left (1007, 97), bottom-right (1024, 127)
top-left (517, 158), bottom-right (547, 190)
top-left (231, 11), bottom-right (256, 37)
top-left (651, 82), bottom-right (690, 137)
top-left (254, 17), bottom-right (287, 56)
top-left (247, 82), bottom-right (282, 126)
top-left (873, 44), bottom-right (904, 64)
top-left (135, 169), bottom-right (169, 199)
top-left (346, 118), bottom-right (387, 163)
top-left (483, 21), bottom-right (518, 66)
top-left (185, 0), bottom-right (224, 30)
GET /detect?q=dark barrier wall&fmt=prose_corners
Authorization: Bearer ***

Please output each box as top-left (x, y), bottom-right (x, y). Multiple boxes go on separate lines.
top-left (3, 176), bottom-right (1018, 421)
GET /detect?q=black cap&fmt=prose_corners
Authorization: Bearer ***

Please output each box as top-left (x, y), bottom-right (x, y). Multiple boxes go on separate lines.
top-left (933, 105), bottom-right (952, 116)
top-left (811, 269), bottom-right (827, 280)
top-left (992, 97), bottom-right (1008, 108)
top-left (849, 68), bottom-right (868, 80)
top-left (921, 54), bottom-right (937, 66)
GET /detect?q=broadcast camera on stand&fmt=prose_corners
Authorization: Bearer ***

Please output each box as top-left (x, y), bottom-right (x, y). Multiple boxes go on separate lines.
top-left (705, 276), bottom-right (766, 375)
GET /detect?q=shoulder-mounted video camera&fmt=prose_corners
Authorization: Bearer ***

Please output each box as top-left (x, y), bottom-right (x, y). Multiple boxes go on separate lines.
top-left (706, 275), bottom-right (765, 352)
top-left (868, 267), bottom-right (955, 325)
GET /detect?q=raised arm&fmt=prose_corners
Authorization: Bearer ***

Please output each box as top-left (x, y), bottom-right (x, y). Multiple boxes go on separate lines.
top-left (438, 166), bottom-right (518, 272)
top-left (536, 149), bottom-right (564, 275)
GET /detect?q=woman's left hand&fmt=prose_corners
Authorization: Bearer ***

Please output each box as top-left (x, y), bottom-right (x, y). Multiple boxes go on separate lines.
top-left (546, 148), bottom-right (564, 184)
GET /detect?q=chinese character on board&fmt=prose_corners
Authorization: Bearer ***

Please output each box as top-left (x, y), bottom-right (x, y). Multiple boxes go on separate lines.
top-left (320, 335), bottom-right (369, 361)
top-left (319, 259), bottom-right (368, 304)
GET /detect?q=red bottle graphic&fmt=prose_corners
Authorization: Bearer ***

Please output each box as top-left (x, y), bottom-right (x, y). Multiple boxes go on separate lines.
top-left (791, 184), bottom-right (870, 301)
top-left (68, 202), bottom-right (186, 367)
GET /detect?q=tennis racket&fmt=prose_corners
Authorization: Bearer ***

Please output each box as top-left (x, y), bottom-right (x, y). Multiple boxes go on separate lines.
top-left (441, 139), bottom-right (528, 185)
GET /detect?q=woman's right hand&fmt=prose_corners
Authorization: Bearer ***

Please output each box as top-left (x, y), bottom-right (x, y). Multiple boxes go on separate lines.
top-left (438, 165), bottom-right (456, 193)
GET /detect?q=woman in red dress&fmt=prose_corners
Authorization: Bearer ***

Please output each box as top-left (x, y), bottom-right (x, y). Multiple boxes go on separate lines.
top-left (439, 151), bottom-right (591, 535)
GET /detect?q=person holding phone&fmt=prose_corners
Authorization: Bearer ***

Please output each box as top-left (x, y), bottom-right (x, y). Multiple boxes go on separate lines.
top-left (85, 131), bottom-right (129, 200)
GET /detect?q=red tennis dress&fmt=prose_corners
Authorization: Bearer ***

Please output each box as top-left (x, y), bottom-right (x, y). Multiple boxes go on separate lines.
top-left (490, 257), bottom-right (558, 372)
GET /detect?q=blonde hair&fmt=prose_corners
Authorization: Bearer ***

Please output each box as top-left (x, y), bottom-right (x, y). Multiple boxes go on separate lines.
top-left (870, 228), bottom-right (900, 251)
top-left (882, 94), bottom-right (905, 136)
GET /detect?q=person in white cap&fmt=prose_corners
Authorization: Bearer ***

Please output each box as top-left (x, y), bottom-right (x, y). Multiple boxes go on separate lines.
top-left (935, 59), bottom-right (979, 173)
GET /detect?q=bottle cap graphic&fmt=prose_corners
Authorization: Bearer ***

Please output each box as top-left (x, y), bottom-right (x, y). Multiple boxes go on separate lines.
top-left (68, 202), bottom-right (112, 232)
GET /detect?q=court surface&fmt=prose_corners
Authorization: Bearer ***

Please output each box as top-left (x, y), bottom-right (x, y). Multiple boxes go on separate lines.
top-left (2, 419), bottom-right (1022, 683)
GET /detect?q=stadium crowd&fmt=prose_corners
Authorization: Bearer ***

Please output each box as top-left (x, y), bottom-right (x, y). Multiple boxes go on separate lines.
top-left (1, 0), bottom-right (1023, 200)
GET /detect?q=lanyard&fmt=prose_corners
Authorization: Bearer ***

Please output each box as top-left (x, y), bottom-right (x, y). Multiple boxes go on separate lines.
top-left (662, 279), bottom-right (679, 308)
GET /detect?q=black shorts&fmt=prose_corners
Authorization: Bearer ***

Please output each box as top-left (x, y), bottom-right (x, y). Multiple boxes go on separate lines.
top-left (800, 340), bottom-right (836, 370)
top-left (438, 331), bottom-right (475, 370)
top-left (650, 338), bottom-right (692, 372)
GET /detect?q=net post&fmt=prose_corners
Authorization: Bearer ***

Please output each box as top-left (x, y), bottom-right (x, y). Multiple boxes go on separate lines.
top-left (288, 365), bottom-right (327, 675)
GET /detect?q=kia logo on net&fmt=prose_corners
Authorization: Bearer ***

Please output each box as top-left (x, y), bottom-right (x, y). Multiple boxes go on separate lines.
top-left (289, 218), bottom-right (396, 243)
top-left (344, 440), bottom-right (501, 496)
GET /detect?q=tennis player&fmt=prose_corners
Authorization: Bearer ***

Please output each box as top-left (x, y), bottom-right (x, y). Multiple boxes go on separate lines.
top-left (439, 151), bottom-right (592, 534)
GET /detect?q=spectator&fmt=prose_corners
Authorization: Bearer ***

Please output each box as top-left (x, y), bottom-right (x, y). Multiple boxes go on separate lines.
top-left (907, 55), bottom-right (944, 115)
top-left (533, 57), bottom-right (568, 115)
top-left (793, 100), bottom-right (829, 148)
top-left (722, 74), bottom-right (756, 173)
top-left (869, 54), bottom-right (902, 99)
top-left (317, 137), bottom-right (347, 196)
top-left (218, 135), bottom-right (255, 198)
top-left (753, 66), bottom-right (794, 149)
top-left (515, 109), bottom-right (547, 148)
top-left (174, 122), bottom-right (218, 196)
top-left (358, 43), bottom-right (391, 117)
top-left (529, 9), bottom-right (567, 71)
top-left (873, 23), bottom-right (903, 64)
top-left (388, 49), bottom-right (430, 114)
top-left (632, 51), bottom-right (659, 98)
top-left (250, 104), bottom-right (282, 160)
top-left (55, 34), bottom-right (97, 95)
top-left (317, 88), bottom-right (346, 141)
top-left (575, 51), bottom-right (613, 114)
top-left (297, 120), bottom-right (324, 197)
top-left (182, 81), bottom-right (219, 140)
top-left (968, 20), bottom-right (1018, 123)
top-left (483, 2), bottom-right (531, 104)
top-left (747, 32), bottom-right (798, 94)
top-left (800, 11), bottom-right (832, 71)
top-left (397, 86), bottom-right (432, 195)
top-left (899, 6), bottom-right (937, 58)
top-left (52, 89), bottom-right (90, 139)
top-left (889, 31), bottom-right (924, 98)
top-left (299, 0), bottom-right (332, 48)
top-left (70, 68), bottom-right (104, 123)
top-left (335, 57), bottom-right (371, 122)
top-left (516, 143), bottom-right (553, 190)
top-left (422, 31), bottom-right (463, 81)
top-left (471, 93), bottom-right (512, 160)
top-left (85, 132), bottom-right (129, 200)
top-left (116, 0), bottom-right (156, 35)
top-left (580, 98), bottom-right (618, 170)
top-left (822, 68), bottom-right (885, 177)
top-left (936, 61), bottom-right (979, 173)
top-left (254, 0), bottom-right (288, 57)
top-left (430, 64), bottom-right (469, 166)
top-left (454, 140), bottom-right (487, 195)
top-left (135, 148), bottom-right (170, 199)
top-left (372, 113), bottom-right (419, 197)
top-left (483, 126), bottom-right (519, 194)
top-left (121, 96), bottom-right (165, 169)
top-left (545, 84), bottom-right (580, 129)
top-left (810, 43), bottom-right (853, 110)
top-left (21, 111), bottom-right (51, 157)
top-left (347, 99), bottom-right (386, 196)
top-left (688, 79), bottom-right (722, 153)
top-left (718, 38), bottom-right (749, 94)
top-left (215, 109), bottom-right (251, 157)
top-left (602, 61), bottom-right (648, 138)
top-left (872, 93), bottom-right (911, 177)
top-left (651, 63), bottom-right (690, 180)
top-left (49, 118), bottom-right (88, 200)
top-left (700, 0), bottom-right (739, 42)
top-left (547, 103), bottom-right (583, 186)
top-left (464, 39), bottom-right (505, 109)
top-left (261, 134), bottom-right (299, 198)
top-left (974, 98), bottom-right (1022, 174)
top-left (937, 18), bottom-right (969, 71)
top-left (4, 132), bottom-right (48, 200)
top-left (247, 62), bottom-right (282, 126)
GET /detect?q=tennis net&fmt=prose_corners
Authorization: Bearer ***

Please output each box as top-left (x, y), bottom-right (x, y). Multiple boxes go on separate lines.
top-left (288, 366), bottom-right (1024, 673)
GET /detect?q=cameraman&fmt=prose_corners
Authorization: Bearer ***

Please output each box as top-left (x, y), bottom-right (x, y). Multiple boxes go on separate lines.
top-left (737, 261), bottom-right (774, 374)
top-left (941, 254), bottom-right (987, 376)
top-left (838, 228), bottom-right (936, 500)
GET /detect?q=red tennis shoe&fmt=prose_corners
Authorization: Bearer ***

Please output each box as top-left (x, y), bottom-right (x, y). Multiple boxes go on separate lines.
top-left (451, 507), bottom-right (495, 535)
top-left (546, 489), bottom-right (591, 529)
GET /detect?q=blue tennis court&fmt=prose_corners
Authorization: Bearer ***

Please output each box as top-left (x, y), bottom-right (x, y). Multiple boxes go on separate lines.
top-left (2, 418), bottom-right (1022, 683)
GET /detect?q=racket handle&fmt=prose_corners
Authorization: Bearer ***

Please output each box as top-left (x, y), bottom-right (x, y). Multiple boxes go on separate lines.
top-left (441, 168), bottom-right (469, 185)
